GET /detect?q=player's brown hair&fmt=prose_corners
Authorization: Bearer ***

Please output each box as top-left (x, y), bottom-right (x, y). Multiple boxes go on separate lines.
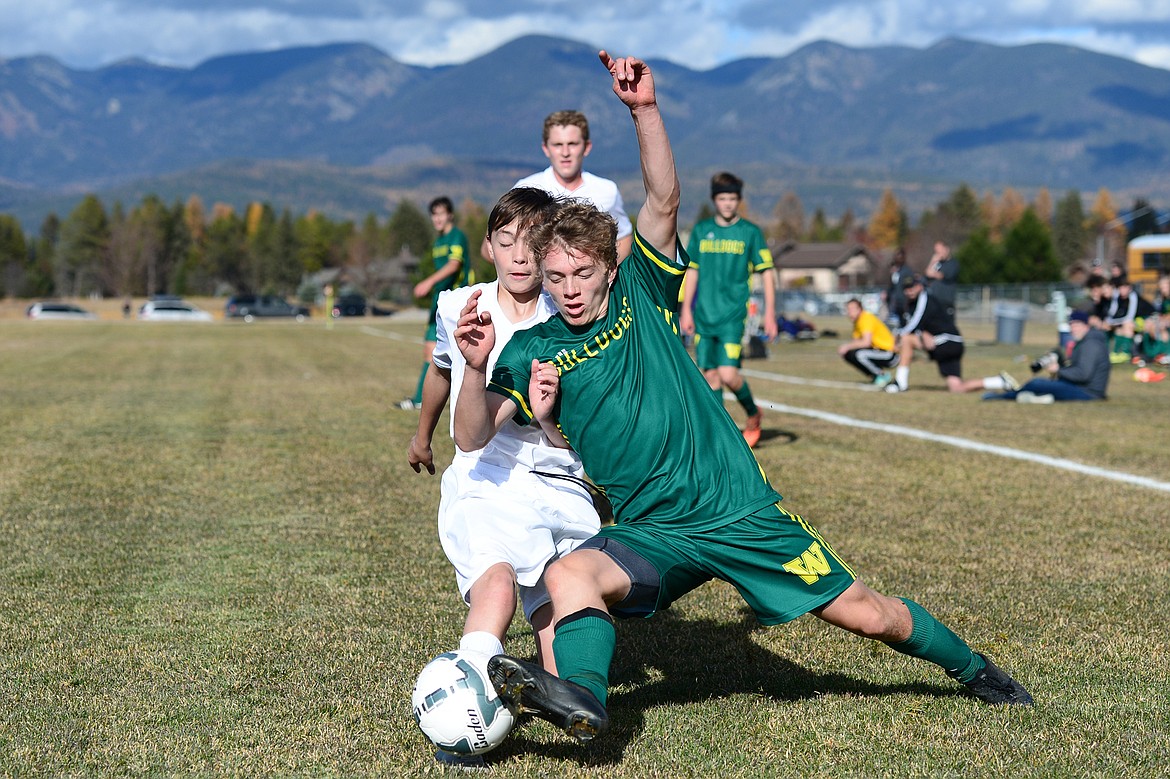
top-left (528, 200), bottom-right (619, 274)
top-left (487, 188), bottom-right (562, 238)
top-left (542, 110), bottom-right (590, 144)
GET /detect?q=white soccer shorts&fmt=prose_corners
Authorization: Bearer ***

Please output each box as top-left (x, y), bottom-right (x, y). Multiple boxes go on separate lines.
top-left (437, 457), bottom-right (601, 621)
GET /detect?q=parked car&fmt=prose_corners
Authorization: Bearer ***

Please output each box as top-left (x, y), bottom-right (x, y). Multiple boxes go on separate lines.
top-left (225, 294), bottom-right (310, 322)
top-left (25, 302), bottom-right (98, 320)
top-left (331, 294), bottom-right (367, 317)
top-left (138, 300), bottom-right (214, 322)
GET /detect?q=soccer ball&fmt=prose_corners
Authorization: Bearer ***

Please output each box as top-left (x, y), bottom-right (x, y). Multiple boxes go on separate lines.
top-left (411, 650), bottom-right (515, 756)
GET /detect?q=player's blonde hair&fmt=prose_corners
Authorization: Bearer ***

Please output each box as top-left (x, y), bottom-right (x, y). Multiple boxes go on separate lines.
top-left (528, 200), bottom-right (618, 274)
top-left (542, 110), bottom-right (590, 144)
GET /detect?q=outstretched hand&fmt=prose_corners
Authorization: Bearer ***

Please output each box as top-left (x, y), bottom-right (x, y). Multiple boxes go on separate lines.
top-left (598, 50), bottom-right (656, 110)
top-left (453, 289), bottom-right (495, 372)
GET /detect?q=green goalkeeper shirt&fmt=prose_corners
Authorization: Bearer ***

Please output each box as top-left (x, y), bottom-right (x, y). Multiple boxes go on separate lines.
top-left (489, 232), bottom-right (781, 531)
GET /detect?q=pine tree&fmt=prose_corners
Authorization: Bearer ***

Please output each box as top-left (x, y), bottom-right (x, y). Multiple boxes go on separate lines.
top-left (1001, 208), bottom-right (1060, 282)
top-left (955, 226), bottom-right (1001, 284)
top-left (0, 214), bottom-right (28, 298)
top-left (1053, 190), bottom-right (1088, 272)
top-left (57, 194), bottom-right (110, 296)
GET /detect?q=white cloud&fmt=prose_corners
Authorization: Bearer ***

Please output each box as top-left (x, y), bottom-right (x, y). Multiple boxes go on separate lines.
top-left (2, 0), bottom-right (1170, 72)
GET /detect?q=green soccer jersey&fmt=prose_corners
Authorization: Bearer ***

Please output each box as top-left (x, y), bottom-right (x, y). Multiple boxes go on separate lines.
top-left (686, 217), bottom-right (773, 332)
top-left (431, 226), bottom-right (472, 297)
top-left (489, 233), bottom-right (781, 531)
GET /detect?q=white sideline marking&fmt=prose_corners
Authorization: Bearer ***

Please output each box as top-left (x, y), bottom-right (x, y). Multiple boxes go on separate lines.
top-left (749, 396), bottom-right (1170, 495)
top-left (370, 335), bottom-right (1169, 493)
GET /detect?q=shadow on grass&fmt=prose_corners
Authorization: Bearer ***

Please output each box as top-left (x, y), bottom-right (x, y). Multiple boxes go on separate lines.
top-left (497, 605), bottom-right (957, 767)
top-left (758, 427), bottom-right (799, 446)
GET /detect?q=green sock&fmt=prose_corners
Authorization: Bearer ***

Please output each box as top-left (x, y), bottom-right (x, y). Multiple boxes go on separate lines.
top-left (887, 599), bottom-right (985, 683)
top-left (733, 380), bottom-right (759, 417)
top-left (552, 610), bottom-right (615, 706)
top-left (412, 362), bottom-right (429, 404)
top-left (711, 384), bottom-right (724, 405)
top-left (1112, 335), bottom-right (1134, 355)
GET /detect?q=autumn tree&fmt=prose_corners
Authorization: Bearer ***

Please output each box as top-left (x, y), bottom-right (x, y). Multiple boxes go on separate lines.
top-left (996, 187), bottom-right (1027, 238)
top-left (1087, 188), bottom-right (1123, 265)
top-left (1033, 187), bottom-right (1053, 224)
top-left (771, 191), bottom-right (805, 243)
top-left (867, 189), bottom-right (906, 248)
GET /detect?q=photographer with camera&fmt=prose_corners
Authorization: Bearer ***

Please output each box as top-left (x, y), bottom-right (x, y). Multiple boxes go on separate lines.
top-left (984, 309), bottom-right (1111, 403)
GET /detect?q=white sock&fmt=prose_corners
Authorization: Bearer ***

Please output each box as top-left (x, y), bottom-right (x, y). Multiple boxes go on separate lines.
top-left (982, 376), bottom-right (1006, 391)
top-left (895, 366), bottom-right (909, 388)
top-left (459, 631), bottom-right (504, 658)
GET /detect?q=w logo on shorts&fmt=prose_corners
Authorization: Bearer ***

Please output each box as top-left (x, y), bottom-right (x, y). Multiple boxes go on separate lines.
top-left (783, 541), bottom-right (831, 584)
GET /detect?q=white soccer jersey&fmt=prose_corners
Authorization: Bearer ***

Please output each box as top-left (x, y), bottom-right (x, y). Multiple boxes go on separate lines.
top-left (514, 167), bottom-right (633, 240)
top-left (433, 281), bottom-right (582, 473)
top-left (431, 281), bottom-right (600, 614)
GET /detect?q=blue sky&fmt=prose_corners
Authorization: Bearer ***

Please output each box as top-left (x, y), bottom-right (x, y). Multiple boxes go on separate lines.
top-left (3, 0), bottom-right (1170, 72)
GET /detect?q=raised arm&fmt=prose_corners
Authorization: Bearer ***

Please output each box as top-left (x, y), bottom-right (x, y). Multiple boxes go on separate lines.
top-left (598, 50), bottom-right (679, 258)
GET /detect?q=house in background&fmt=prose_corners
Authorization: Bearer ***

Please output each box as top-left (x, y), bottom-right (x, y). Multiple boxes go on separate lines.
top-left (772, 242), bottom-right (885, 293)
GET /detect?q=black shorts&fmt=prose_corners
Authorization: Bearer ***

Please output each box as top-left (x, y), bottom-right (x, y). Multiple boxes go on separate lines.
top-left (927, 340), bottom-right (964, 378)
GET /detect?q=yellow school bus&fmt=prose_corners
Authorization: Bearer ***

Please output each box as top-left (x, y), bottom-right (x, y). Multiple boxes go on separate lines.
top-left (1126, 234), bottom-right (1170, 285)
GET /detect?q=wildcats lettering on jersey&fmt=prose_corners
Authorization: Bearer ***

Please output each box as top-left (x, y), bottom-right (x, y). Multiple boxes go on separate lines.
top-left (551, 296), bottom-right (634, 376)
top-left (698, 237), bottom-right (747, 255)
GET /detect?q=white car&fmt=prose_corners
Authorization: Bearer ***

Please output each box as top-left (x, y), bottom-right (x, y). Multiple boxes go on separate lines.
top-left (138, 300), bottom-right (214, 322)
top-left (26, 302), bottom-right (98, 320)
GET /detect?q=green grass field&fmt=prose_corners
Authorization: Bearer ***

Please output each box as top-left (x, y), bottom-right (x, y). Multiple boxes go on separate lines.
top-left (1, 314), bottom-right (1167, 777)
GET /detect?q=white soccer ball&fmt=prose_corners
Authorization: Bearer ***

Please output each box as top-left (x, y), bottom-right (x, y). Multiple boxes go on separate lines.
top-left (411, 650), bottom-right (515, 756)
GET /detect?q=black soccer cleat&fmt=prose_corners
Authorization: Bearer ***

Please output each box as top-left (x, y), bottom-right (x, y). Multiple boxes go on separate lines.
top-left (487, 654), bottom-right (609, 742)
top-left (963, 654), bottom-right (1034, 706)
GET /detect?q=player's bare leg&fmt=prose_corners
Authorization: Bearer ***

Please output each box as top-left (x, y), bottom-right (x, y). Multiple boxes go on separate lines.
top-left (814, 580), bottom-right (1033, 705)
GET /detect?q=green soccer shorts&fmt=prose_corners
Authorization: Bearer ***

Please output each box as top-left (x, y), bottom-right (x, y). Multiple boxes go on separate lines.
top-left (579, 503), bottom-right (857, 626)
top-left (694, 326), bottom-right (746, 369)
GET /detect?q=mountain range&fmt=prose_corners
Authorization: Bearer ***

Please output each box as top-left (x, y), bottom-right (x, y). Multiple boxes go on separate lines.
top-left (2, 34), bottom-right (1170, 227)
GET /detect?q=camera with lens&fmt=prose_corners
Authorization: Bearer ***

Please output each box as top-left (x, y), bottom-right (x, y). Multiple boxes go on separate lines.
top-left (1030, 350), bottom-right (1061, 373)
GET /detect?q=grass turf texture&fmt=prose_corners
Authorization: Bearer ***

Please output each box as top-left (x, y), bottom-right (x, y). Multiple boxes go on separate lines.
top-left (1, 312), bottom-right (1167, 777)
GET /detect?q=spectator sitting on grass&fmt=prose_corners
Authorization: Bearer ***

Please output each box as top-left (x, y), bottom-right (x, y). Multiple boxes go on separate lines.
top-left (983, 309), bottom-right (1110, 403)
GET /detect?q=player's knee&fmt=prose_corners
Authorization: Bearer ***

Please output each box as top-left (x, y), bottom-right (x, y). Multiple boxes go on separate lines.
top-left (475, 563), bottom-right (517, 595)
top-left (545, 552), bottom-right (606, 603)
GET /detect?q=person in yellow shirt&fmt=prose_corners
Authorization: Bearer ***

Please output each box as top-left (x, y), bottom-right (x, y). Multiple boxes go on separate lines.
top-left (838, 298), bottom-right (898, 385)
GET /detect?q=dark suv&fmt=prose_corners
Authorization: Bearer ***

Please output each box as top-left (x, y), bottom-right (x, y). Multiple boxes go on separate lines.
top-left (331, 294), bottom-right (367, 317)
top-left (225, 295), bottom-right (310, 322)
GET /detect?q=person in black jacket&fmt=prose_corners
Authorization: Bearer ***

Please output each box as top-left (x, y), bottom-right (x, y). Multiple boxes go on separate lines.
top-left (885, 274), bottom-right (965, 393)
top-left (984, 309), bottom-right (1111, 403)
